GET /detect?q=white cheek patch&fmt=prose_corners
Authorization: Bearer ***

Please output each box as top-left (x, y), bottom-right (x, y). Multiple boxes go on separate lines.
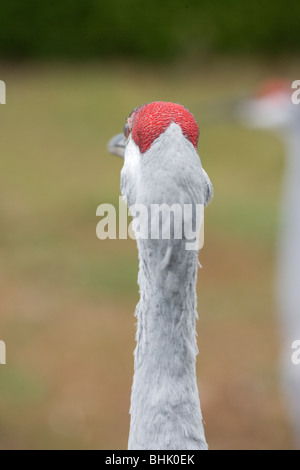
top-left (121, 136), bottom-right (141, 205)
top-left (124, 136), bottom-right (141, 175)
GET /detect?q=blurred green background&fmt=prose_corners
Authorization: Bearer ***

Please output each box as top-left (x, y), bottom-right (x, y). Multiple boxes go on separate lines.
top-left (1, 0), bottom-right (300, 59)
top-left (0, 0), bottom-right (299, 450)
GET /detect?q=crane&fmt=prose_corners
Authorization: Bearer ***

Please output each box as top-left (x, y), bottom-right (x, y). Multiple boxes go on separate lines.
top-left (108, 102), bottom-right (213, 450)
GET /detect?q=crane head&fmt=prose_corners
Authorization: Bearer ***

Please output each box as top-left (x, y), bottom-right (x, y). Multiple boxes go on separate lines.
top-left (108, 101), bottom-right (213, 210)
top-left (237, 79), bottom-right (298, 130)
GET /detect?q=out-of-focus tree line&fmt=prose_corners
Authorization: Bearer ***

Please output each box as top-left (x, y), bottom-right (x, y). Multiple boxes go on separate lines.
top-left (0, 0), bottom-right (299, 60)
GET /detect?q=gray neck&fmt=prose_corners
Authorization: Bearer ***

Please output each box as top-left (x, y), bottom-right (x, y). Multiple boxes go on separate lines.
top-left (284, 122), bottom-right (300, 179)
top-left (276, 120), bottom-right (300, 339)
top-left (128, 237), bottom-right (207, 450)
top-left (280, 125), bottom-right (300, 229)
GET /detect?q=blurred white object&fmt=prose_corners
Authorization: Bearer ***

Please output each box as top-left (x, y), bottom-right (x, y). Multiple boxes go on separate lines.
top-left (238, 79), bottom-right (300, 448)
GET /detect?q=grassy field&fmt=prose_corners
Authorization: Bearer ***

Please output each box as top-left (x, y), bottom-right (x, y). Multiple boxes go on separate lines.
top-left (0, 59), bottom-right (299, 449)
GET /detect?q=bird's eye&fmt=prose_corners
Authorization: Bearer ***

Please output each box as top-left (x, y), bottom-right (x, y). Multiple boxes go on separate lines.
top-left (123, 122), bottom-right (130, 139)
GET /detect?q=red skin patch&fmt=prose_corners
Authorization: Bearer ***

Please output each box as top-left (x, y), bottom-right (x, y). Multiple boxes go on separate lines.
top-left (129, 102), bottom-right (199, 154)
top-left (255, 79), bottom-right (290, 98)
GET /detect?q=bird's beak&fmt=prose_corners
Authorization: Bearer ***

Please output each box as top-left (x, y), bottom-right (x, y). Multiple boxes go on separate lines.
top-left (107, 133), bottom-right (126, 158)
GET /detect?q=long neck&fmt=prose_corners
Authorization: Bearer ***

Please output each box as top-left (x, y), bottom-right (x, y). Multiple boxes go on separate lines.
top-left (128, 237), bottom-right (207, 450)
top-left (277, 124), bottom-right (300, 341)
top-left (282, 125), bottom-right (300, 210)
